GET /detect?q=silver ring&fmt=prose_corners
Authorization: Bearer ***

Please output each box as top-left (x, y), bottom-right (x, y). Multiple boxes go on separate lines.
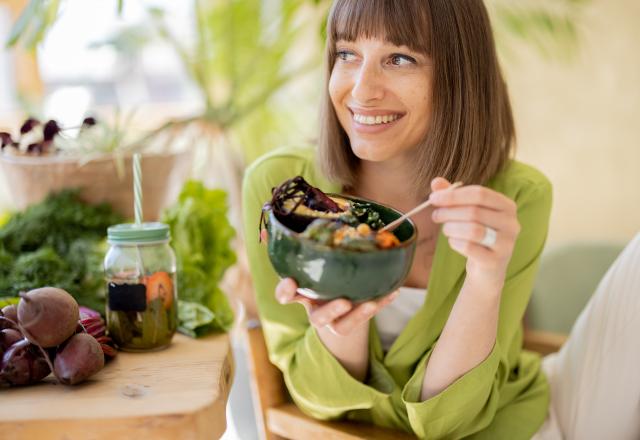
top-left (480, 226), bottom-right (497, 248)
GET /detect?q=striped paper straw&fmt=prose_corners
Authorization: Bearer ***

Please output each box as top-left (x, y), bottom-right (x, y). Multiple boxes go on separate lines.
top-left (133, 153), bottom-right (143, 225)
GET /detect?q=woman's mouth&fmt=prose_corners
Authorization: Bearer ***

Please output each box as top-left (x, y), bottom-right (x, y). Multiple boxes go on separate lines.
top-left (352, 113), bottom-right (401, 125)
top-left (349, 110), bottom-right (404, 133)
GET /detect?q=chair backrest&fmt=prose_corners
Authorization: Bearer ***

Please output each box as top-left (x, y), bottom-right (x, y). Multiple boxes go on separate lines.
top-left (528, 242), bottom-right (624, 333)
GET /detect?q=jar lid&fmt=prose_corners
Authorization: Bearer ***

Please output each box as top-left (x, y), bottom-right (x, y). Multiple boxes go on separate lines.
top-left (107, 222), bottom-right (170, 244)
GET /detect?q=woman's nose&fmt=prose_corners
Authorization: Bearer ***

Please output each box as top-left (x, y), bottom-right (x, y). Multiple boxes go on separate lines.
top-left (351, 61), bottom-right (384, 103)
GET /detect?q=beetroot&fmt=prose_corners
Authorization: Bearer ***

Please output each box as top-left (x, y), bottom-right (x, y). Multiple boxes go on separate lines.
top-left (1, 305), bottom-right (18, 325)
top-left (0, 307), bottom-right (19, 332)
top-left (54, 333), bottom-right (104, 385)
top-left (0, 329), bottom-right (23, 350)
top-left (1, 289), bottom-right (111, 387)
top-left (0, 339), bottom-right (51, 387)
top-left (1, 328), bottom-right (25, 362)
top-left (18, 287), bottom-right (79, 348)
top-left (78, 313), bottom-right (117, 360)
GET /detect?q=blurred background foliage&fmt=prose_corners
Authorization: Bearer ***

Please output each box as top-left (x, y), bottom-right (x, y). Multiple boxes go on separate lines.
top-left (6, 0), bottom-right (590, 167)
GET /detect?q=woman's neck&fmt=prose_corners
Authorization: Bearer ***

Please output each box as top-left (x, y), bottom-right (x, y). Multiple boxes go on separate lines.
top-left (348, 159), bottom-right (424, 211)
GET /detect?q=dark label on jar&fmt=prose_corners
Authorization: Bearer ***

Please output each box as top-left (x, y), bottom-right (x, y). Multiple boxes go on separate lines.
top-left (108, 283), bottom-right (147, 312)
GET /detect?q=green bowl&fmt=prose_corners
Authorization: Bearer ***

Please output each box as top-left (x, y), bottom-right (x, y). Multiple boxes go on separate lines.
top-left (265, 195), bottom-right (417, 302)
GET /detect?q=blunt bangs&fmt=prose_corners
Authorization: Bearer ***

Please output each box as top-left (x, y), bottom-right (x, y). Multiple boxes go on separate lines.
top-left (328, 0), bottom-right (431, 56)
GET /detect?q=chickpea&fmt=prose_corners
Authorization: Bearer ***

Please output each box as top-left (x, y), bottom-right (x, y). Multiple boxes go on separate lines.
top-left (356, 223), bottom-right (372, 236)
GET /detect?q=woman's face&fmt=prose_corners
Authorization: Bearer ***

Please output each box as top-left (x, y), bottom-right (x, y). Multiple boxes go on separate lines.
top-left (329, 37), bottom-right (433, 163)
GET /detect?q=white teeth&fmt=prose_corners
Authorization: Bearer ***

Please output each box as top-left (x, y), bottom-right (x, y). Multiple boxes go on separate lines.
top-left (353, 113), bottom-right (399, 125)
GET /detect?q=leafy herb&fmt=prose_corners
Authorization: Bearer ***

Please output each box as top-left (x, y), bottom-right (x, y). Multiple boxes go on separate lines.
top-left (0, 189), bottom-right (122, 256)
top-left (0, 190), bottom-right (123, 311)
top-left (300, 219), bottom-right (339, 246)
top-left (177, 299), bottom-right (232, 338)
top-left (340, 201), bottom-right (384, 230)
top-left (9, 247), bottom-right (73, 292)
top-left (162, 181), bottom-right (236, 336)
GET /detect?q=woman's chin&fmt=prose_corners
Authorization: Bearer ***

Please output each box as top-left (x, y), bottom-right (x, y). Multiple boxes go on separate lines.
top-left (349, 143), bottom-right (397, 162)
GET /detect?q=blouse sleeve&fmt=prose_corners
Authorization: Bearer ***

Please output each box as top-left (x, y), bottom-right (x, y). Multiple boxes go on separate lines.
top-left (400, 178), bottom-right (553, 439)
top-left (241, 154), bottom-right (393, 420)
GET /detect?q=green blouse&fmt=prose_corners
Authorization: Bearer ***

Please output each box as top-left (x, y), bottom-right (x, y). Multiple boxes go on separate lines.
top-left (242, 146), bottom-right (552, 439)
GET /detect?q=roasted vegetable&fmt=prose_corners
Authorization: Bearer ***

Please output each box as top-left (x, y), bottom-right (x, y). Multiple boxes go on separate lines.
top-left (262, 176), bottom-right (348, 233)
top-left (265, 176), bottom-right (400, 251)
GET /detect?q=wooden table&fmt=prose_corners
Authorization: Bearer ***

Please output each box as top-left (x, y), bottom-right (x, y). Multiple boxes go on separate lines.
top-left (0, 333), bottom-right (233, 440)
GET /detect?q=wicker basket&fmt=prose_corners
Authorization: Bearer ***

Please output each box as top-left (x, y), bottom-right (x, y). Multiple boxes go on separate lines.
top-left (0, 150), bottom-right (193, 220)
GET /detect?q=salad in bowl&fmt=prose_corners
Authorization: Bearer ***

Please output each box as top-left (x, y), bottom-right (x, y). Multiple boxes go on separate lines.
top-left (260, 176), bottom-right (417, 302)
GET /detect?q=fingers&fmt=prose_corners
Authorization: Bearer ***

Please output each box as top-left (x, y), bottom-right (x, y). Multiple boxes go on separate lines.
top-left (377, 289), bottom-right (400, 308)
top-left (277, 282), bottom-right (399, 336)
top-left (328, 290), bottom-right (399, 336)
top-left (443, 222), bottom-right (504, 255)
top-left (275, 278), bottom-right (298, 304)
top-left (308, 299), bottom-right (352, 327)
top-left (430, 185), bottom-right (517, 213)
top-left (260, 229), bottom-right (268, 243)
top-left (433, 207), bottom-right (519, 235)
top-left (329, 301), bottom-right (377, 335)
top-left (275, 277), bottom-right (359, 330)
top-left (448, 238), bottom-right (494, 261)
top-left (443, 221), bottom-right (491, 244)
top-left (430, 177), bottom-right (451, 192)
top-left (427, 180), bottom-right (521, 279)
top-left (275, 278), bottom-right (325, 314)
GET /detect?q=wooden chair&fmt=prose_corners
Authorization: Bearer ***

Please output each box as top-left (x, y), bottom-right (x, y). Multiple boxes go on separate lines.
top-left (243, 323), bottom-right (565, 440)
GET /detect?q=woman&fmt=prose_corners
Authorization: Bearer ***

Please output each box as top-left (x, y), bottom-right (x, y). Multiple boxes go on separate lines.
top-left (242, 1), bottom-right (640, 438)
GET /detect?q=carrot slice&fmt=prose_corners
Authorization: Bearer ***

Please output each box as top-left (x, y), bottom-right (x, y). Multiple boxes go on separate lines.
top-left (376, 231), bottom-right (400, 249)
top-left (144, 271), bottom-right (174, 309)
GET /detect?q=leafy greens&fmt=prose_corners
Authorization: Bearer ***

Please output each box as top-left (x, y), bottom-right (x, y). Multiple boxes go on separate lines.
top-left (0, 190), bottom-right (122, 311)
top-left (162, 181), bottom-right (236, 336)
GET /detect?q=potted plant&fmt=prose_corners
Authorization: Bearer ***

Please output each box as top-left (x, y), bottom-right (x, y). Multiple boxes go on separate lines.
top-left (0, 115), bottom-right (193, 220)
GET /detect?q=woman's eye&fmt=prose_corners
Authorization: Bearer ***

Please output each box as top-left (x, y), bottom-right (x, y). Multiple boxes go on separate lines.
top-left (389, 54), bottom-right (416, 66)
top-left (336, 50), bottom-right (357, 62)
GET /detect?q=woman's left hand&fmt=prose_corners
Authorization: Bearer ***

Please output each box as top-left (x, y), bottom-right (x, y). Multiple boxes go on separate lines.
top-left (428, 177), bottom-right (521, 283)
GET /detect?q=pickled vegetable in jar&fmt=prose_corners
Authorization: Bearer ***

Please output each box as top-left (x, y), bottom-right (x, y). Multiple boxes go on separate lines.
top-left (104, 223), bottom-right (178, 352)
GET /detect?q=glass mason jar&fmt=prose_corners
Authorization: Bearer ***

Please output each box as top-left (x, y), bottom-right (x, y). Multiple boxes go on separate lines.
top-left (104, 222), bottom-right (178, 352)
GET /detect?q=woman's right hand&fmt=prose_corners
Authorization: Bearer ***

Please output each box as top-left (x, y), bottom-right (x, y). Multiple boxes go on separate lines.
top-left (275, 277), bottom-right (399, 336)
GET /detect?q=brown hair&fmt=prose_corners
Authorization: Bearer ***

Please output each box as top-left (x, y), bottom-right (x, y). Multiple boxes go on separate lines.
top-left (318, 0), bottom-right (515, 197)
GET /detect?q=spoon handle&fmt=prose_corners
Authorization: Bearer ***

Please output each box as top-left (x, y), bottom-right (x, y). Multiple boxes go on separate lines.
top-left (379, 182), bottom-right (464, 233)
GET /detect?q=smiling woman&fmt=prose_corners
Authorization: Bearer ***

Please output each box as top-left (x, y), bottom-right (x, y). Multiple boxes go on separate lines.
top-left (319, 0), bottom-right (514, 198)
top-left (242, 0), bottom-right (640, 439)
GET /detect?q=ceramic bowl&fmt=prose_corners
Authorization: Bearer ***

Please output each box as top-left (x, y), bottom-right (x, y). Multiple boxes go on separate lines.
top-left (265, 195), bottom-right (417, 302)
